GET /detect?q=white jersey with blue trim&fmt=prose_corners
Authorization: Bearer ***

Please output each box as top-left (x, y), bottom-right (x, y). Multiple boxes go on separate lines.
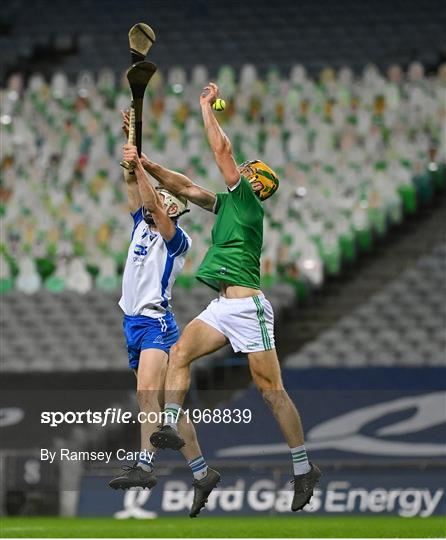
top-left (119, 208), bottom-right (191, 318)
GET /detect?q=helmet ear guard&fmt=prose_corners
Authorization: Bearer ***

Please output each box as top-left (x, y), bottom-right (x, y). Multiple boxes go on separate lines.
top-left (239, 159), bottom-right (279, 201)
top-left (143, 188), bottom-right (190, 223)
top-left (156, 187), bottom-right (190, 218)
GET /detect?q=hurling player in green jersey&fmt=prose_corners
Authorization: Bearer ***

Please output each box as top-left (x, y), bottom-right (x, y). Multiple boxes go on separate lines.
top-left (137, 82), bottom-right (320, 512)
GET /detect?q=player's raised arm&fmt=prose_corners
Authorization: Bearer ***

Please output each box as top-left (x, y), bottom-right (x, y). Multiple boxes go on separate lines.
top-left (122, 144), bottom-right (176, 241)
top-left (121, 107), bottom-right (215, 212)
top-left (121, 108), bottom-right (215, 212)
top-left (141, 155), bottom-right (216, 212)
top-left (123, 169), bottom-right (143, 214)
top-left (200, 82), bottom-right (240, 189)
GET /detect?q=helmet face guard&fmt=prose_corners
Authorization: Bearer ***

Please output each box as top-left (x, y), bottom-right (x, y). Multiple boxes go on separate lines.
top-left (239, 160), bottom-right (279, 201)
top-left (143, 188), bottom-right (190, 224)
top-left (156, 188), bottom-right (190, 218)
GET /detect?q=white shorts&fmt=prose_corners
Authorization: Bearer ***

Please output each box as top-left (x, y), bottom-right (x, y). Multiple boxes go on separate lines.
top-left (196, 294), bottom-right (275, 353)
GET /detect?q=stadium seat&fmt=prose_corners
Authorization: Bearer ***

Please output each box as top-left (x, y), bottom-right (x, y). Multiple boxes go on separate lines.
top-left (285, 242), bottom-right (446, 368)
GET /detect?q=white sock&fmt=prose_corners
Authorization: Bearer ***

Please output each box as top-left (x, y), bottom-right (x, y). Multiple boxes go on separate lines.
top-left (164, 403), bottom-right (181, 431)
top-left (138, 451), bottom-right (154, 472)
top-left (188, 455), bottom-right (208, 480)
top-left (290, 445), bottom-right (311, 475)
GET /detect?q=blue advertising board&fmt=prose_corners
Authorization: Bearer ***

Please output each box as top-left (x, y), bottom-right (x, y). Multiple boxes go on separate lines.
top-left (76, 368), bottom-right (446, 517)
top-left (188, 367), bottom-right (446, 462)
top-left (78, 469), bottom-right (445, 517)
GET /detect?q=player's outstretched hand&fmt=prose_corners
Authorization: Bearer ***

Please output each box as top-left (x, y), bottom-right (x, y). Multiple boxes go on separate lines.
top-left (123, 143), bottom-right (139, 168)
top-left (121, 110), bottom-right (130, 138)
top-left (200, 82), bottom-right (219, 107)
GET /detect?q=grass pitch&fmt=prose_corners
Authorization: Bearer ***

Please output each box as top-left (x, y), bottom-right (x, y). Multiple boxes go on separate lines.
top-left (1, 516), bottom-right (445, 538)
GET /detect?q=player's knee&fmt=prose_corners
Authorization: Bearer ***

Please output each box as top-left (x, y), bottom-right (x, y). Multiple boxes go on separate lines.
top-left (259, 386), bottom-right (286, 409)
top-left (169, 343), bottom-right (190, 367)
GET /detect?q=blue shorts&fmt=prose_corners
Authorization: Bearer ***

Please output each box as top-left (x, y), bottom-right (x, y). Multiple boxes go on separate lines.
top-left (123, 312), bottom-right (180, 370)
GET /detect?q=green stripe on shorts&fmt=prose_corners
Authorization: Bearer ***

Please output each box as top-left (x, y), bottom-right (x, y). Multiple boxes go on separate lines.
top-left (253, 296), bottom-right (268, 349)
top-left (253, 295), bottom-right (271, 350)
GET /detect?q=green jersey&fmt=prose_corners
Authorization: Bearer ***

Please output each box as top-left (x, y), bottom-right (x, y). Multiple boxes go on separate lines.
top-left (197, 176), bottom-right (264, 291)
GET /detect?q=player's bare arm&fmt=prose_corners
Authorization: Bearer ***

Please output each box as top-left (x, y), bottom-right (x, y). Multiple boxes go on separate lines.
top-left (121, 109), bottom-right (216, 212)
top-left (142, 156), bottom-right (216, 212)
top-left (200, 82), bottom-right (240, 189)
top-left (123, 169), bottom-right (143, 214)
top-left (123, 144), bottom-right (176, 242)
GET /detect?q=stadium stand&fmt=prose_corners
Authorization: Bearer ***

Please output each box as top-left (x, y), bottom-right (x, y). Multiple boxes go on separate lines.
top-left (285, 242), bottom-right (446, 368)
top-left (274, 187), bottom-right (446, 350)
top-left (1, 64), bottom-right (445, 298)
top-left (0, 283), bottom-right (294, 372)
top-left (1, 0), bottom-right (445, 81)
top-left (1, 58), bottom-right (445, 374)
top-left (1, 3), bottom-right (445, 377)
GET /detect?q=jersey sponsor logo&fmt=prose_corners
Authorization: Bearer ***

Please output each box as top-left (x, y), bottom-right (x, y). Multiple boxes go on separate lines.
top-left (134, 244), bottom-right (148, 257)
top-left (133, 228), bottom-right (158, 261)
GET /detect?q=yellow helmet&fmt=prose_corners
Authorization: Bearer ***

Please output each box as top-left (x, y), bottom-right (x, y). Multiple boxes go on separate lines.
top-left (239, 160), bottom-right (279, 201)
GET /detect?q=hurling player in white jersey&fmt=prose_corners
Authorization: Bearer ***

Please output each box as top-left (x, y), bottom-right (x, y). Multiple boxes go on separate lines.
top-left (109, 138), bottom-right (220, 518)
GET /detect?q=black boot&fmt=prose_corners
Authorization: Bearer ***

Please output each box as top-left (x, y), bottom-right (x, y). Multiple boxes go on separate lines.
top-left (109, 463), bottom-right (157, 490)
top-left (150, 425), bottom-right (185, 450)
top-left (291, 463), bottom-right (322, 511)
top-left (189, 468), bottom-right (221, 518)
